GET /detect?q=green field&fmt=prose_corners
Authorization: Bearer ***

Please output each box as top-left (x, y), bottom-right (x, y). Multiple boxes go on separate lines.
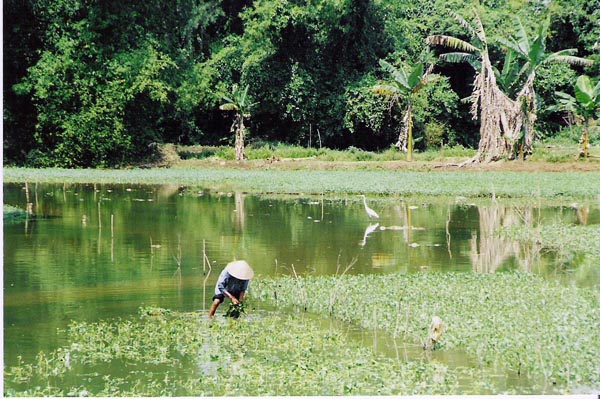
top-left (5, 166), bottom-right (600, 200)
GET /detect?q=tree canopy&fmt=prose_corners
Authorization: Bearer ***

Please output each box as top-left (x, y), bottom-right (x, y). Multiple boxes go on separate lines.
top-left (3, 0), bottom-right (598, 167)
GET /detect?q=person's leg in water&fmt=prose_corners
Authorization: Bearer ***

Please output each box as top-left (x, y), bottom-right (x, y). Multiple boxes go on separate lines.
top-left (208, 294), bottom-right (225, 319)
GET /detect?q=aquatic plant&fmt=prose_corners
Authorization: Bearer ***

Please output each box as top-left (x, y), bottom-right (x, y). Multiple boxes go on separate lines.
top-left (4, 307), bottom-right (499, 396)
top-left (3, 204), bottom-right (30, 224)
top-left (224, 302), bottom-right (246, 318)
top-left (502, 223), bottom-right (600, 261)
top-left (5, 167), bottom-right (600, 199)
top-left (253, 272), bottom-right (600, 391)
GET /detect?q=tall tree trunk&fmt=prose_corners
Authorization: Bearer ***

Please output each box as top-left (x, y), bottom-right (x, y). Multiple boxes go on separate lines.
top-left (396, 104), bottom-right (412, 159)
top-left (232, 113), bottom-right (246, 161)
top-left (406, 104), bottom-right (413, 161)
top-left (515, 73), bottom-right (537, 160)
top-left (471, 56), bottom-right (510, 162)
top-left (580, 120), bottom-right (590, 158)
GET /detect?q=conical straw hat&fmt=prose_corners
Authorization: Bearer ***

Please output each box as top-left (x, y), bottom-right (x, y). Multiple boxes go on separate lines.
top-left (225, 260), bottom-right (254, 280)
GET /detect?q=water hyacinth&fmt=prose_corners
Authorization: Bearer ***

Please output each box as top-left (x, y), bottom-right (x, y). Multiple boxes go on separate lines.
top-left (502, 223), bottom-right (600, 261)
top-left (5, 307), bottom-right (497, 396)
top-left (253, 271), bottom-right (600, 391)
top-left (5, 167), bottom-right (600, 199)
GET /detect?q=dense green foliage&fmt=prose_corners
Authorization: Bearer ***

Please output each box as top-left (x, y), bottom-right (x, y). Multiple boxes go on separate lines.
top-left (4, 0), bottom-right (598, 166)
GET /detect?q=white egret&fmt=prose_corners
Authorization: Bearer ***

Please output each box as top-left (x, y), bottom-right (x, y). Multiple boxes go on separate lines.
top-left (360, 195), bottom-right (379, 219)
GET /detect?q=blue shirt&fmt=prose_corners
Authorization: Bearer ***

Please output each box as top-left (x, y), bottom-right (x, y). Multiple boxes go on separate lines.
top-left (214, 269), bottom-right (250, 297)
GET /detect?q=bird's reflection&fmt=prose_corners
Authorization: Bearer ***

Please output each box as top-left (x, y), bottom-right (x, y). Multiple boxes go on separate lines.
top-left (360, 222), bottom-right (380, 247)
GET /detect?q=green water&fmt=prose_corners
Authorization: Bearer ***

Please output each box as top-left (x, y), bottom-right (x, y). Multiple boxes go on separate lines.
top-left (4, 182), bottom-right (599, 393)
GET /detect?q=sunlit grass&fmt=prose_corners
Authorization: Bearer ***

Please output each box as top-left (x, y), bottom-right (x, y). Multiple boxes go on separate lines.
top-left (5, 167), bottom-right (600, 199)
top-left (172, 142), bottom-right (600, 163)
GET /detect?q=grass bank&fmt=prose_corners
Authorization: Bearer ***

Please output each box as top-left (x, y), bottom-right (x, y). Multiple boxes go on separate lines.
top-left (167, 142), bottom-right (600, 165)
top-left (4, 166), bottom-right (600, 200)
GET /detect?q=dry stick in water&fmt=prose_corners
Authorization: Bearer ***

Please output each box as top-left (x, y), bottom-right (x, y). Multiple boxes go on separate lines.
top-left (403, 303), bottom-right (411, 340)
top-left (97, 201), bottom-right (102, 255)
top-left (274, 259), bottom-right (279, 304)
top-left (393, 301), bottom-right (402, 339)
top-left (111, 214), bottom-right (114, 263)
top-left (203, 246), bottom-right (212, 274)
top-left (202, 241), bottom-right (212, 311)
top-left (202, 240), bottom-right (207, 274)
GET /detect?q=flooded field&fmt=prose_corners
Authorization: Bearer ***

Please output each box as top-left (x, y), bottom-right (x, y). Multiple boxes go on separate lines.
top-left (4, 182), bottom-right (599, 395)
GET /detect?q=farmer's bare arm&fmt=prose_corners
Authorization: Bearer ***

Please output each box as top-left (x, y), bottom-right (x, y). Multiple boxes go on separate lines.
top-left (223, 290), bottom-right (239, 304)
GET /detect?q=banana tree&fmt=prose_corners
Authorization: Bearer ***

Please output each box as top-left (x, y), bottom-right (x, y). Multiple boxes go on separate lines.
top-left (220, 84), bottom-right (255, 161)
top-left (555, 75), bottom-right (600, 158)
top-left (427, 9), bottom-right (516, 162)
top-left (496, 16), bottom-right (593, 158)
top-left (429, 11), bottom-right (593, 162)
top-left (372, 59), bottom-right (435, 161)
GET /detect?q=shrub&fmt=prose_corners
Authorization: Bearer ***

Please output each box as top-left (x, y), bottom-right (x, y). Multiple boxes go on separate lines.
top-left (424, 121), bottom-right (446, 149)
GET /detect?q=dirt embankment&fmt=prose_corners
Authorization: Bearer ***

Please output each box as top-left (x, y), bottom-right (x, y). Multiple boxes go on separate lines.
top-left (170, 157), bottom-right (600, 172)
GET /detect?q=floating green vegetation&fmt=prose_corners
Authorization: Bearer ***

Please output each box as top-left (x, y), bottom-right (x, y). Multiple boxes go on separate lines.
top-left (500, 223), bottom-right (600, 286)
top-left (502, 223), bottom-right (600, 261)
top-left (5, 307), bottom-right (498, 396)
top-left (253, 272), bottom-right (600, 392)
top-left (3, 204), bottom-right (30, 224)
top-left (5, 167), bottom-right (600, 199)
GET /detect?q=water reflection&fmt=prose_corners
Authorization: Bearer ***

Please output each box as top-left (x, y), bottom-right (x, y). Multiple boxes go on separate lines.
top-left (470, 204), bottom-right (538, 273)
top-left (360, 222), bottom-right (379, 247)
top-left (3, 182), bottom-right (599, 370)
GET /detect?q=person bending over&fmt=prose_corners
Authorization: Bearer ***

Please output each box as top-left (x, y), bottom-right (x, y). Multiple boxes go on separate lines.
top-left (208, 260), bottom-right (254, 319)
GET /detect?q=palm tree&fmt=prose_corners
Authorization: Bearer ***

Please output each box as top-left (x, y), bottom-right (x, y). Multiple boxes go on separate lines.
top-left (220, 84), bottom-right (255, 161)
top-left (496, 16), bottom-right (593, 158)
top-left (555, 75), bottom-right (600, 158)
top-left (373, 59), bottom-right (436, 161)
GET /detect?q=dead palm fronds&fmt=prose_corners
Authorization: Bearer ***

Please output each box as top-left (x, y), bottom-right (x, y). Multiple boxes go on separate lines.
top-left (428, 9), bottom-right (514, 163)
top-left (428, 10), bottom-right (594, 163)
